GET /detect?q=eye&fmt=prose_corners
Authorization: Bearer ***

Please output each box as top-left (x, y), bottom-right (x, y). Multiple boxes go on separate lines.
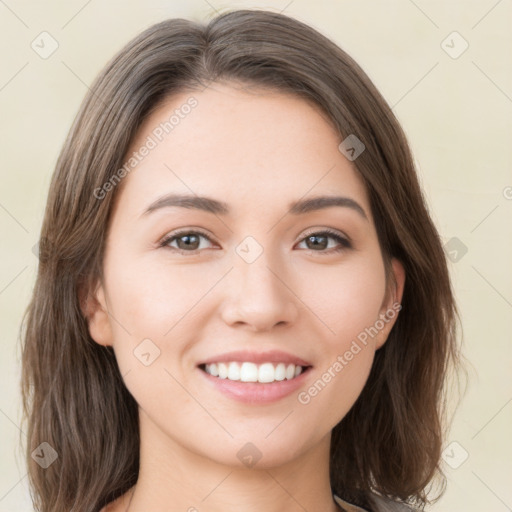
top-left (159, 229), bottom-right (216, 254)
top-left (159, 228), bottom-right (351, 255)
top-left (296, 229), bottom-right (351, 254)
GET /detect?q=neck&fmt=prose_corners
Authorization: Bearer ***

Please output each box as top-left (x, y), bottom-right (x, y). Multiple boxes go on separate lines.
top-left (127, 411), bottom-right (340, 512)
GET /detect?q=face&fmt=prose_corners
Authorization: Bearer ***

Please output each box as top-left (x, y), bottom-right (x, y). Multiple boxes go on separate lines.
top-left (87, 82), bottom-right (404, 469)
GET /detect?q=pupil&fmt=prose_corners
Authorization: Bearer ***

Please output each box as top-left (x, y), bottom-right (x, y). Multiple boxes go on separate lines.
top-left (308, 235), bottom-right (327, 250)
top-left (179, 235), bottom-right (199, 250)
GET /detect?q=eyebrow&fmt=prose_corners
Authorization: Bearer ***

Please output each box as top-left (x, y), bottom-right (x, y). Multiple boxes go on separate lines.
top-left (142, 193), bottom-right (368, 220)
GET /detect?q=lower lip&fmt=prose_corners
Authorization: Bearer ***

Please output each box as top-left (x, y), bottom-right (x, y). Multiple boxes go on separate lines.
top-left (198, 367), bottom-right (312, 404)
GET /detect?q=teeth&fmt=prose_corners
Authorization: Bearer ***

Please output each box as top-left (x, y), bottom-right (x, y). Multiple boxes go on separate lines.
top-left (240, 362), bottom-right (258, 382)
top-left (218, 362), bottom-right (228, 379)
top-left (204, 362), bottom-right (305, 383)
top-left (228, 362), bottom-right (240, 381)
top-left (274, 363), bottom-right (286, 381)
top-left (209, 363), bottom-right (219, 377)
top-left (258, 363), bottom-right (275, 383)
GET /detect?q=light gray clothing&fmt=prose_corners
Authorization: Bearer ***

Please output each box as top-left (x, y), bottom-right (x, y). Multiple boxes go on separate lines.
top-left (334, 493), bottom-right (418, 512)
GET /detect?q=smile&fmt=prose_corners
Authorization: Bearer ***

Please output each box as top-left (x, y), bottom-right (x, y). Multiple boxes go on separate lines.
top-left (201, 362), bottom-right (308, 383)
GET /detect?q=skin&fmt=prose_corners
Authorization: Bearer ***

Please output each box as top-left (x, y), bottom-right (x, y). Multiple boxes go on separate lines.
top-left (86, 81), bottom-right (405, 512)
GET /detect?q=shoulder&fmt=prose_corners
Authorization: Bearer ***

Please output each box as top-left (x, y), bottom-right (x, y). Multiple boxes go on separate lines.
top-left (334, 493), bottom-right (368, 512)
top-left (368, 493), bottom-right (419, 512)
top-left (334, 493), bottom-right (419, 512)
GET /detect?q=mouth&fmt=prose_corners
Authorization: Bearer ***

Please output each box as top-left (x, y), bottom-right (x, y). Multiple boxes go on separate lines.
top-left (198, 361), bottom-right (312, 384)
top-left (196, 350), bottom-right (313, 403)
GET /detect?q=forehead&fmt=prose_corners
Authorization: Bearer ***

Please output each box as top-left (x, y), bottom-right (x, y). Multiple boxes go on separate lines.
top-left (116, 82), bottom-right (371, 219)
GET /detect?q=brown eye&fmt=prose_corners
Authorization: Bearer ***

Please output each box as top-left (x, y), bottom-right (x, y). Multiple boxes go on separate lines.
top-left (306, 235), bottom-right (328, 250)
top-left (160, 230), bottom-right (214, 253)
top-left (297, 230), bottom-right (351, 253)
top-left (174, 233), bottom-right (201, 250)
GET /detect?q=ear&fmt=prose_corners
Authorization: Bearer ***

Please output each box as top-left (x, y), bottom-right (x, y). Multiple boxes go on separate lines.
top-left (79, 278), bottom-right (113, 347)
top-left (374, 258), bottom-right (406, 350)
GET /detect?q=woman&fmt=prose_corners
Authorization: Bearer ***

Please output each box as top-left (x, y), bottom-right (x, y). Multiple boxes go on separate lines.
top-left (21, 9), bottom-right (460, 512)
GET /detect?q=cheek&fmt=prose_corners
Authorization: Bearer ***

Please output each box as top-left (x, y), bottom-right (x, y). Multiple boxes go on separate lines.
top-left (299, 252), bottom-right (387, 346)
top-left (297, 348), bottom-right (375, 435)
top-left (103, 253), bottom-right (225, 376)
top-left (102, 257), bottom-right (209, 415)
top-left (105, 253), bottom-right (220, 335)
top-left (292, 254), bottom-right (386, 425)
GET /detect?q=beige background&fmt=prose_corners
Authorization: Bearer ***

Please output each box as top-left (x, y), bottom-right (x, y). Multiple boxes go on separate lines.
top-left (1, 1), bottom-right (511, 510)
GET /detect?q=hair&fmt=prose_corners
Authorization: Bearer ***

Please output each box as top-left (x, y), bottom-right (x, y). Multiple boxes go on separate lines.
top-left (21, 8), bottom-right (462, 512)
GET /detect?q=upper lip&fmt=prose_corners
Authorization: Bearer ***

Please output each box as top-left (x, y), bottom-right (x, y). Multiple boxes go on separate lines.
top-left (198, 350), bottom-right (312, 367)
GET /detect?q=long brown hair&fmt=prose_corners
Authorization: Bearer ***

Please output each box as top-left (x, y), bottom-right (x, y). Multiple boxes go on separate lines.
top-left (21, 9), bottom-right (461, 511)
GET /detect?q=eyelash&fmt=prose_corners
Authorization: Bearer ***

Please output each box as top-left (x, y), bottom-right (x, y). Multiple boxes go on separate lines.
top-left (159, 228), bottom-right (352, 255)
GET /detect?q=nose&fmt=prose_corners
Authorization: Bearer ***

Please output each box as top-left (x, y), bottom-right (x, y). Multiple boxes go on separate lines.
top-left (219, 250), bottom-right (299, 332)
